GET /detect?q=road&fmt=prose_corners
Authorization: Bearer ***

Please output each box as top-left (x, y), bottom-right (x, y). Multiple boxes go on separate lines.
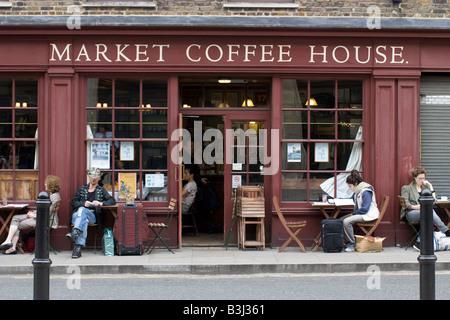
top-left (1, 270), bottom-right (450, 301)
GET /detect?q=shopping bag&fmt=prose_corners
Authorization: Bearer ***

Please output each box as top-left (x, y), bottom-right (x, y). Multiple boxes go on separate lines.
top-left (355, 235), bottom-right (386, 253)
top-left (434, 231), bottom-right (450, 251)
top-left (102, 228), bottom-right (115, 256)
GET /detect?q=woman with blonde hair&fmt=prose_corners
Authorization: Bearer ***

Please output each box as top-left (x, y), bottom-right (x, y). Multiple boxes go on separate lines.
top-left (0, 175), bottom-right (61, 254)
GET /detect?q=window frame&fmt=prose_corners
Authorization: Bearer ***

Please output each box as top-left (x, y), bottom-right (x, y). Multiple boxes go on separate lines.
top-left (84, 75), bottom-right (169, 204)
top-left (280, 78), bottom-right (365, 203)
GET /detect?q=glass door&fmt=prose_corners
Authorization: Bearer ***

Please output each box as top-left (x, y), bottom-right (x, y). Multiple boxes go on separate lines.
top-left (224, 115), bottom-right (271, 244)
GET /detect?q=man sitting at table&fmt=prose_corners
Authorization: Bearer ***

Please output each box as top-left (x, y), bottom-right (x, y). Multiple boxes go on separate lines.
top-left (66, 167), bottom-right (116, 258)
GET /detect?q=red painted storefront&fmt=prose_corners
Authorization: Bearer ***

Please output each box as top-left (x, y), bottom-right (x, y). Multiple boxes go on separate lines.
top-left (1, 26), bottom-right (449, 250)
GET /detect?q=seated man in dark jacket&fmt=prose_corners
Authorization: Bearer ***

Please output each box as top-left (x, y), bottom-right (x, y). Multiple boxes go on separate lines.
top-left (66, 167), bottom-right (116, 258)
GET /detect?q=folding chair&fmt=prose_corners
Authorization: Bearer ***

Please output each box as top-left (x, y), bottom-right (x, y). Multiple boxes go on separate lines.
top-left (355, 195), bottom-right (390, 237)
top-left (273, 196), bottom-right (307, 253)
top-left (398, 195), bottom-right (420, 249)
top-left (147, 198), bottom-right (176, 254)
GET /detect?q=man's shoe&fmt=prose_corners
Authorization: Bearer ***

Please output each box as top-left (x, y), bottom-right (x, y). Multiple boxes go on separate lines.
top-left (65, 228), bottom-right (82, 244)
top-left (445, 230), bottom-right (450, 237)
top-left (72, 245), bottom-right (82, 259)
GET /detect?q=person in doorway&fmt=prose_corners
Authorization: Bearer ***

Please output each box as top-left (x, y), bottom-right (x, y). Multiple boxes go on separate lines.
top-left (401, 165), bottom-right (450, 251)
top-left (66, 167), bottom-right (116, 258)
top-left (340, 170), bottom-right (380, 252)
top-left (181, 165), bottom-right (199, 213)
top-left (0, 175), bottom-right (61, 254)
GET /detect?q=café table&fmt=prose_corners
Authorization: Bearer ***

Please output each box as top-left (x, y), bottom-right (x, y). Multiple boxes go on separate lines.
top-left (435, 200), bottom-right (450, 228)
top-left (0, 204), bottom-right (29, 242)
top-left (311, 201), bottom-right (354, 252)
top-left (102, 205), bottom-right (118, 219)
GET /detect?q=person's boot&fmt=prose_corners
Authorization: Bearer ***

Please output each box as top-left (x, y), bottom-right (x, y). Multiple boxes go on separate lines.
top-left (65, 228), bottom-right (82, 244)
top-left (72, 245), bottom-right (82, 259)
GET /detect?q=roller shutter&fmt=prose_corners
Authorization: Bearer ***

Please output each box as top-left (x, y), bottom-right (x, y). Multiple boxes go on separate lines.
top-left (420, 76), bottom-right (450, 198)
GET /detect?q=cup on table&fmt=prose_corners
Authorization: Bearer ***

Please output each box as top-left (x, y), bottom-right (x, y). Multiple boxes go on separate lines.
top-left (322, 194), bottom-right (328, 202)
top-left (2, 198), bottom-right (7, 206)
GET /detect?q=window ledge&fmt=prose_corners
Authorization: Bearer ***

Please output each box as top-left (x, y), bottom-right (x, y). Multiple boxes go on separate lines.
top-left (0, 2), bottom-right (13, 8)
top-left (83, 1), bottom-right (156, 8)
top-left (224, 2), bottom-right (299, 9)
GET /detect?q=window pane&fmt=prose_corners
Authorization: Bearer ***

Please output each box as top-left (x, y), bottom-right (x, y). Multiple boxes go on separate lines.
top-left (310, 172), bottom-right (334, 201)
top-left (15, 79), bottom-right (38, 108)
top-left (17, 142), bottom-right (37, 169)
top-left (337, 111), bottom-right (362, 139)
top-left (310, 142), bottom-right (334, 170)
top-left (87, 78), bottom-right (112, 108)
top-left (282, 173), bottom-right (306, 201)
top-left (0, 109), bottom-right (12, 138)
top-left (143, 79), bottom-right (167, 108)
top-left (282, 79), bottom-right (307, 108)
top-left (310, 110), bottom-right (335, 139)
top-left (143, 141), bottom-right (167, 170)
top-left (310, 80), bottom-right (335, 109)
top-left (140, 172), bottom-right (168, 201)
top-left (115, 79), bottom-right (139, 108)
top-left (0, 142), bottom-right (11, 169)
top-left (248, 84), bottom-right (269, 108)
top-left (282, 142), bottom-right (306, 170)
top-left (142, 109), bottom-right (167, 138)
top-left (338, 80), bottom-right (362, 109)
top-left (282, 110), bottom-right (307, 139)
top-left (181, 85), bottom-right (202, 108)
top-left (15, 109), bottom-right (38, 138)
top-left (87, 109), bottom-right (113, 138)
top-left (115, 109), bottom-right (139, 138)
top-left (0, 78), bottom-right (12, 108)
top-left (337, 141), bottom-right (362, 171)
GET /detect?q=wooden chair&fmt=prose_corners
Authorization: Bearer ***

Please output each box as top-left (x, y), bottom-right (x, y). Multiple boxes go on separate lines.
top-left (182, 192), bottom-right (199, 236)
top-left (355, 195), bottom-right (390, 237)
top-left (273, 196), bottom-right (307, 253)
top-left (147, 198), bottom-right (176, 254)
top-left (398, 195), bottom-right (420, 249)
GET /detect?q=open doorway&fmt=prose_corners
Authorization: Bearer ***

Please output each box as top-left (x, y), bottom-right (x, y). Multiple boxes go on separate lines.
top-left (182, 115), bottom-right (224, 246)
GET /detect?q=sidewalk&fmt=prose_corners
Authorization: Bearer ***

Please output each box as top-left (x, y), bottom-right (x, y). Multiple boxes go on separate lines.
top-left (2, 246), bottom-right (450, 275)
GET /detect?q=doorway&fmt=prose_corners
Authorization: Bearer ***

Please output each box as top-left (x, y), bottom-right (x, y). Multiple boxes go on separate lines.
top-left (181, 115), bottom-right (225, 246)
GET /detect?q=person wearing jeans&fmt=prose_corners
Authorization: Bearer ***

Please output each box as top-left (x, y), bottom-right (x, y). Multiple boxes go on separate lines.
top-left (401, 166), bottom-right (450, 251)
top-left (66, 167), bottom-right (116, 258)
top-left (340, 170), bottom-right (380, 252)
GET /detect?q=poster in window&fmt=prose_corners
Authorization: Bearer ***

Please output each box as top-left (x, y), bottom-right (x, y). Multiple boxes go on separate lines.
top-left (120, 141), bottom-right (134, 161)
top-left (145, 173), bottom-right (165, 188)
top-left (315, 143), bottom-right (329, 163)
top-left (118, 173), bottom-right (136, 199)
top-left (90, 141), bottom-right (110, 169)
top-left (287, 143), bottom-right (301, 162)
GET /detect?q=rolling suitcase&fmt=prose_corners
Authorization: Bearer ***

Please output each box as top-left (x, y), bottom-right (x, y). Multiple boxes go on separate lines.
top-left (113, 203), bottom-right (150, 255)
top-left (321, 218), bottom-right (344, 252)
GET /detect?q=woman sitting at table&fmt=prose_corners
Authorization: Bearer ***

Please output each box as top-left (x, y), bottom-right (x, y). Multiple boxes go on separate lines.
top-left (401, 166), bottom-right (450, 250)
top-left (0, 175), bottom-right (61, 254)
top-left (340, 170), bottom-right (380, 252)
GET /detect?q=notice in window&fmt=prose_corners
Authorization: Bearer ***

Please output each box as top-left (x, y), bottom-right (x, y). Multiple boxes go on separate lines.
top-left (287, 143), bottom-right (301, 162)
top-left (90, 141), bottom-right (110, 169)
top-left (314, 143), bottom-right (329, 163)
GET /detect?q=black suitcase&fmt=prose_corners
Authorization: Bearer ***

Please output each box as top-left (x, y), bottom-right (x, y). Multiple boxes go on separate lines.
top-left (321, 218), bottom-right (344, 252)
top-left (113, 203), bottom-right (150, 255)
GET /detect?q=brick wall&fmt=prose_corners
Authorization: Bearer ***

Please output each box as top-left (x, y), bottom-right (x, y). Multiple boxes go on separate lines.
top-left (1, 0), bottom-right (448, 18)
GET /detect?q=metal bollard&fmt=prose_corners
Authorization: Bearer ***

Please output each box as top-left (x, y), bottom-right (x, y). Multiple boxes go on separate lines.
top-left (32, 191), bottom-right (52, 300)
top-left (417, 188), bottom-right (437, 300)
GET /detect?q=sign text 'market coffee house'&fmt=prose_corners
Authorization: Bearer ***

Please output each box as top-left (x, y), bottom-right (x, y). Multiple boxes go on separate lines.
top-left (49, 42), bottom-right (409, 66)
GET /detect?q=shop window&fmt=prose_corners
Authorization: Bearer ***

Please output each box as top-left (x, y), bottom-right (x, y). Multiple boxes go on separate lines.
top-left (281, 79), bottom-right (363, 202)
top-left (224, 0), bottom-right (298, 8)
top-left (0, 78), bottom-right (39, 201)
top-left (86, 77), bottom-right (168, 202)
top-left (180, 79), bottom-right (270, 109)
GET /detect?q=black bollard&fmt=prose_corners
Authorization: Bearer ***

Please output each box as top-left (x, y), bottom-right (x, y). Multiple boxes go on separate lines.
top-left (32, 191), bottom-right (52, 300)
top-left (417, 188), bottom-right (437, 300)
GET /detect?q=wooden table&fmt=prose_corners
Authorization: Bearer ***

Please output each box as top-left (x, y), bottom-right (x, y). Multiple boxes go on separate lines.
top-left (435, 200), bottom-right (450, 228)
top-left (0, 204), bottom-right (29, 242)
top-left (311, 202), bottom-right (353, 252)
top-left (102, 205), bottom-right (118, 219)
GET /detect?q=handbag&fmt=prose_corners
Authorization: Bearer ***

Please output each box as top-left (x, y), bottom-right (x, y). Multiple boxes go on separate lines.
top-left (355, 235), bottom-right (386, 253)
top-left (102, 228), bottom-right (115, 256)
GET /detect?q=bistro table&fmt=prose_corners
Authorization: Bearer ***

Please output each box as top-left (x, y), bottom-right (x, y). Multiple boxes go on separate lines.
top-left (311, 201), bottom-right (354, 252)
top-left (102, 205), bottom-right (118, 219)
top-left (0, 204), bottom-right (29, 242)
top-left (435, 200), bottom-right (450, 228)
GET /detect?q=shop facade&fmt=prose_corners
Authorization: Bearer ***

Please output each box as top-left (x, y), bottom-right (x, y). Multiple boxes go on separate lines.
top-left (1, 21), bottom-right (449, 250)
